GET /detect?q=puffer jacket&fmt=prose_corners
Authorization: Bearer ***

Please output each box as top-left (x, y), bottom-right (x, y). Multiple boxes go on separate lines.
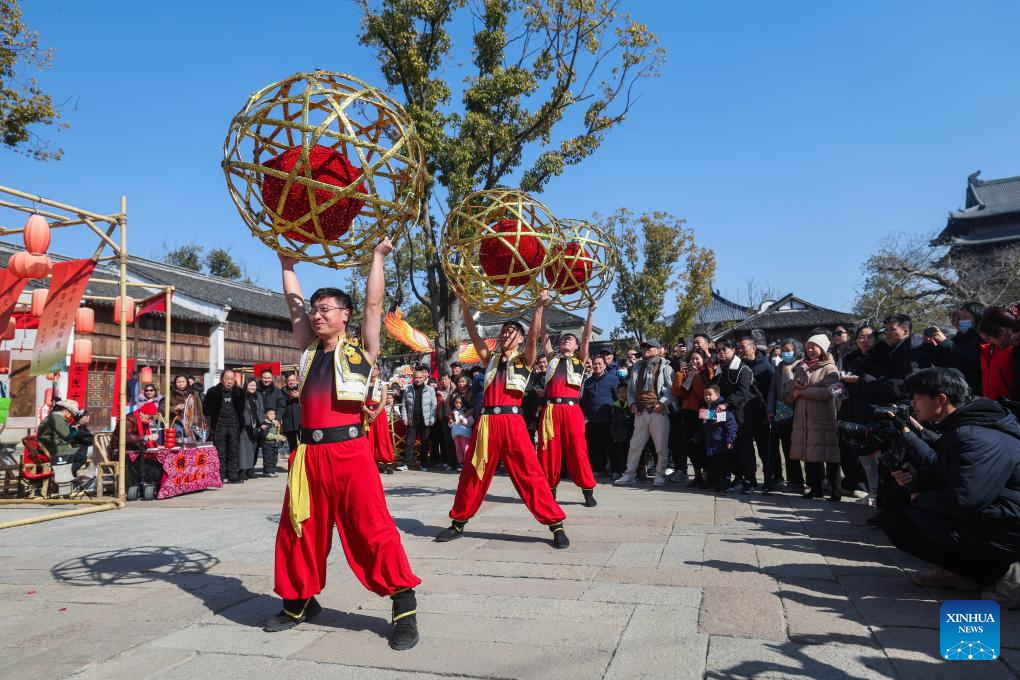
top-left (789, 357), bottom-right (840, 463)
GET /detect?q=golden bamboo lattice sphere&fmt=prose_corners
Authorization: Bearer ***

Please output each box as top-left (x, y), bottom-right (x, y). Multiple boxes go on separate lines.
top-left (542, 218), bottom-right (618, 311)
top-left (222, 71), bottom-right (426, 268)
top-left (440, 188), bottom-right (562, 316)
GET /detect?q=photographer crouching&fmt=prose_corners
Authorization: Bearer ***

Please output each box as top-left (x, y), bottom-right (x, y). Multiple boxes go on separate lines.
top-left (881, 367), bottom-right (1020, 607)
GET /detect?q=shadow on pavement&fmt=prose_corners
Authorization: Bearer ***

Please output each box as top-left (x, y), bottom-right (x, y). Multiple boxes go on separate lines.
top-left (47, 546), bottom-right (388, 635)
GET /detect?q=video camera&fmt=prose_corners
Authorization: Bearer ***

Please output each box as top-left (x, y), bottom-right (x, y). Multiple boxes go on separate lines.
top-left (837, 403), bottom-right (913, 470)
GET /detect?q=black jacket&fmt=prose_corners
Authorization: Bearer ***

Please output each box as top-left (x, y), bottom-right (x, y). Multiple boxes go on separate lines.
top-left (203, 383), bottom-right (244, 434)
top-left (582, 371), bottom-right (620, 423)
top-left (881, 335), bottom-right (933, 401)
top-left (280, 384), bottom-right (302, 433)
top-left (742, 351), bottom-right (774, 416)
top-left (903, 399), bottom-right (1020, 536)
top-left (256, 383), bottom-right (286, 419)
top-left (717, 358), bottom-right (754, 427)
top-left (922, 329), bottom-right (983, 397)
top-left (840, 344), bottom-right (891, 423)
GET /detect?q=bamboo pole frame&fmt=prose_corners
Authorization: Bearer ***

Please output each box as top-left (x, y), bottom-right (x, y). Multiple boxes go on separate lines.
top-left (0, 185), bottom-right (130, 527)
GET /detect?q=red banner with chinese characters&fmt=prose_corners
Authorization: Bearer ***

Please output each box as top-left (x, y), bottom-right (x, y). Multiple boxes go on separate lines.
top-left (113, 357), bottom-right (135, 419)
top-left (67, 360), bottom-right (89, 406)
top-left (30, 259), bottom-right (96, 376)
top-left (137, 290), bottom-right (171, 318)
top-left (0, 269), bottom-right (29, 332)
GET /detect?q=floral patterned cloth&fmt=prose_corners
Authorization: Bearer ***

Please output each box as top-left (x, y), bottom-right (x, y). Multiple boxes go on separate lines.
top-left (154, 445), bottom-right (222, 500)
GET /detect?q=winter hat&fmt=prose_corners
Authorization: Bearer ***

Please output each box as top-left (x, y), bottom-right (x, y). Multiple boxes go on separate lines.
top-left (139, 402), bottom-right (159, 416)
top-left (805, 334), bottom-right (831, 355)
top-left (58, 399), bottom-right (80, 415)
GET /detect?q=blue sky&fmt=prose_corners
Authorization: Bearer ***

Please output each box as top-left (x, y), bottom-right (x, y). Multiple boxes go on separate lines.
top-left (4, 1), bottom-right (1020, 336)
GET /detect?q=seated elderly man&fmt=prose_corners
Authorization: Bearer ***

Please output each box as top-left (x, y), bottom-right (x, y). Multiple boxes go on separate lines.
top-left (882, 368), bottom-right (1020, 607)
top-left (37, 399), bottom-right (86, 471)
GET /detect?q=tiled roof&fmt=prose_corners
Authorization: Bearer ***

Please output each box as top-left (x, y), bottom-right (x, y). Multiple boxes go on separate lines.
top-left (724, 294), bottom-right (854, 334)
top-left (663, 290), bottom-right (749, 327)
top-left (0, 243), bottom-right (217, 322)
top-left (0, 242), bottom-right (300, 321)
top-left (935, 171), bottom-right (1020, 246)
top-left (125, 257), bottom-right (291, 319)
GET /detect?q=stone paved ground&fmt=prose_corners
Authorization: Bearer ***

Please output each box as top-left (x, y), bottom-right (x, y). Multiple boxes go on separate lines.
top-left (1, 471), bottom-right (1018, 679)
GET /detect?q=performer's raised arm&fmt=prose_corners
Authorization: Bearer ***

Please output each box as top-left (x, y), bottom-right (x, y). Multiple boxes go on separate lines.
top-left (279, 253), bottom-right (314, 349)
top-left (362, 238), bottom-right (393, 364)
top-left (578, 301), bottom-right (597, 364)
top-left (525, 289), bottom-right (549, 369)
top-left (459, 292), bottom-right (490, 365)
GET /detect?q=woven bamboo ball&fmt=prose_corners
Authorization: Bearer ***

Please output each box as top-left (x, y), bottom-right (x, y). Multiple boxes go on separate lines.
top-left (543, 218), bottom-right (617, 310)
top-left (440, 188), bottom-right (561, 316)
top-left (223, 71), bottom-right (426, 268)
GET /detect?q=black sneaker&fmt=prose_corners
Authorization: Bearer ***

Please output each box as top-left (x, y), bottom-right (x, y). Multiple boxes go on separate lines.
top-left (582, 490), bottom-right (597, 507)
top-left (263, 596), bottom-right (322, 632)
top-left (388, 589), bottom-right (419, 650)
top-left (435, 521), bottom-right (466, 542)
top-left (549, 522), bottom-right (569, 549)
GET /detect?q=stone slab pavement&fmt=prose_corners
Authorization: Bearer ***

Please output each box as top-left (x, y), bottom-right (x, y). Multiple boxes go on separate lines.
top-left (1, 470), bottom-right (1017, 679)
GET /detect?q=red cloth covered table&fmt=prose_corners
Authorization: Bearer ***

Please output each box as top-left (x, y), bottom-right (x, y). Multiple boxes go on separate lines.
top-left (153, 444), bottom-right (222, 500)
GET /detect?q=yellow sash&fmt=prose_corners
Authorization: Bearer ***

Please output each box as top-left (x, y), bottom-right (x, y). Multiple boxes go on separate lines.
top-left (287, 444), bottom-right (311, 537)
top-left (468, 414), bottom-right (491, 480)
top-left (540, 405), bottom-right (555, 453)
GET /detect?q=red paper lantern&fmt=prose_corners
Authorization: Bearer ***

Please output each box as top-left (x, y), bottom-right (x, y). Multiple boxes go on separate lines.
top-left (72, 339), bottom-right (92, 366)
top-left (8, 251), bottom-right (52, 279)
top-left (1, 318), bottom-right (15, 341)
top-left (0, 349), bottom-right (9, 375)
top-left (114, 296), bottom-right (136, 325)
top-left (23, 214), bottom-right (51, 255)
top-left (164, 428), bottom-right (177, 449)
top-left (544, 242), bottom-right (593, 294)
top-left (140, 366), bottom-right (153, 384)
top-left (31, 289), bottom-right (47, 317)
top-left (75, 307), bottom-right (95, 334)
top-left (260, 144), bottom-right (367, 243)
top-left (479, 219), bottom-right (546, 286)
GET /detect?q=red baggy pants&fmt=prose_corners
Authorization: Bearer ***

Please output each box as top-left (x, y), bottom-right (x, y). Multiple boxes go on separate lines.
top-left (367, 408), bottom-right (394, 464)
top-left (274, 438), bottom-right (421, 599)
top-left (537, 404), bottom-right (597, 490)
top-left (449, 413), bottom-right (566, 525)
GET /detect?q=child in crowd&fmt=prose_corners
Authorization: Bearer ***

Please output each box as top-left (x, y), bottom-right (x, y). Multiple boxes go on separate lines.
top-left (447, 393), bottom-right (474, 471)
top-left (609, 384), bottom-right (634, 478)
top-left (260, 408), bottom-right (287, 478)
top-left (695, 385), bottom-right (738, 495)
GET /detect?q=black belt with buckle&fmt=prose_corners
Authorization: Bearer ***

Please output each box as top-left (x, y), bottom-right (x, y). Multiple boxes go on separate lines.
top-left (545, 397), bottom-right (578, 406)
top-left (300, 424), bottom-right (364, 445)
top-left (481, 405), bottom-right (521, 416)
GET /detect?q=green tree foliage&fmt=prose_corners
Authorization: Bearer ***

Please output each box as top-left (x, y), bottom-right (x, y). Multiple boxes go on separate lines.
top-left (161, 241), bottom-right (204, 272)
top-left (358, 0), bottom-right (664, 360)
top-left (853, 233), bottom-right (1020, 327)
top-left (602, 208), bottom-right (715, 344)
top-left (205, 248), bottom-right (242, 281)
top-left (1, 0), bottom-right (68, 160)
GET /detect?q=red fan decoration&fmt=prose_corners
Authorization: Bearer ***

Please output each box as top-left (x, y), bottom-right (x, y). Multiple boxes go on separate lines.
top-left (479, 220), bottom-right (546, 286)
top-left (260, 144), bottom-right (367, 243)
top-left (545, 242), bottom-right (593, 294)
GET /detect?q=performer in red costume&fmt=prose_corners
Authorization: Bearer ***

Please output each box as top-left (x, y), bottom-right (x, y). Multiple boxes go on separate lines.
top-left (538, 301), bottom-right (598, 506)
top-left (436, 289), bottom-right (570, 548)
top-left (364, 363), bottom-right (395, 474)
top-left (264, 239), bottom-right (422, 651)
